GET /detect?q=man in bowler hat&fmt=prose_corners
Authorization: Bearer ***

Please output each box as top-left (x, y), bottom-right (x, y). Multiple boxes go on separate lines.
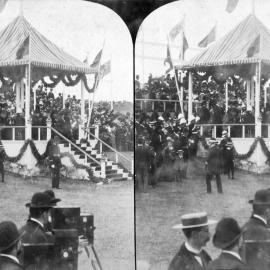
top-left (205, 138), bottom-right (223, 194)
top-left (20, 192), bottom-right (57, 244)
top-left (241, 189), bottom-right (270, 270)
top-left (168, 212), bottom-right (216, 270)
top-left (0, 221), bottom-right (24, 270)
top-left (207, 218), bottom-right (246, 270)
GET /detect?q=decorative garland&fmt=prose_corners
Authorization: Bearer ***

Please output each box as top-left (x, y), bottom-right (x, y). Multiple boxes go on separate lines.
top-left (62, 74), bottom-right (82, 87)
top-left (1, 139), bottom-right (93, 178)
top-left (199, 136), bottom-right (270, 164)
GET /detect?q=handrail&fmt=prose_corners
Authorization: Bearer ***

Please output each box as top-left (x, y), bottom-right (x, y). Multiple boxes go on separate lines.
top-left (48, 126), bottom-right (100, 166)
top-left (135, 98), bottom-right (201, 103)
top-left (82, 127), bottom-right (131, 163)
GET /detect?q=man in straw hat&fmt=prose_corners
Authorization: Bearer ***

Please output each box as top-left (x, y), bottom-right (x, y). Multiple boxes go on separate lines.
top-left (168, 212), bottom-right (217, 270)
top-left (0, 221), bottom-right (24, 270)
top-left (205, 138), bottom-right (223, 194)
top-left (207, 217), bottom-right (246, 270)
top-left (240, 189), bottom-right (270, 270)
top-left (20, 192), bottom-right (57, 244)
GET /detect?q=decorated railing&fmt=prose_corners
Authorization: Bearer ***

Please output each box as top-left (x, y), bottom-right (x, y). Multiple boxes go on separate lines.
top-left (83, 128), bottom-right (134, 174)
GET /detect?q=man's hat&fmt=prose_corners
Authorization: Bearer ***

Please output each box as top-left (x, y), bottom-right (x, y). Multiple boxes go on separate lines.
top-left (180, 118), bottom-right (187, 125)
top-left (25, 192), bottom-right (56, 208)
top-left (212, 218), bottom-right (241, 249)
top-left (0, 221), bottom-right (23, 252)
top-left (43, 190), bottom-right (61, 205)
top-left (249, 189), bottom-right (270, 205)
top-left (173, 212), bottom-right (217, 229)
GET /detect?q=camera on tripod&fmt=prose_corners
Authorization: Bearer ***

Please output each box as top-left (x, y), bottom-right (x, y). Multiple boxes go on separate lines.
top-left (21, 207), bottom-right (96, 270)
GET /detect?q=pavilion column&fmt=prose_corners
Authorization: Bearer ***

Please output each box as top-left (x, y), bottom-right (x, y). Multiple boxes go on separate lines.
top-left (25, 65), bottom-right (32, 139)
top-left (250, 76), bottom-right (255, 107)
top-left (246, 80), bottom-right (251, 107)
top-left (255, 62), bottom-right (262, 137)
top-left (180, 71), bottom-right (184, 113)
top-left (79, 79), bottom-right (85, 140)
top-left (188, 71), bottom-right (193, 122)
top-left (20, 78), bottom-right (24, 110)
top-left (15, 82), bottom-right (21, 112)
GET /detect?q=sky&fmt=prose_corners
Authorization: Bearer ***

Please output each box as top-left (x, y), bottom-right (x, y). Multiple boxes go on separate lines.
top-left (0, 0), bottom-right (133, 101)
top-left (135, 0), bottom-right (270, 83)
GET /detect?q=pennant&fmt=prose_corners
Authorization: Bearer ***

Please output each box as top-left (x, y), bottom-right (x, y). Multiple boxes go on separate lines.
top-left (179, 31), bottom-right (189, 60)
top-left (164, 44), bottom-right (173, 74)
top-left (100, 60), bottom-right (111, 79)
top-left (90, 49), bottom-right (102, 68)
top-left (16, 36), bottom-right (29, 60)
top-left (247, 35), bottom-right (260, 58)
top-left (226, 0), bottom-right (239, 13)
top-left (169, 19), bottom-right (184, 41)
top-left (198, 25), bottom-right (216, 48)
top-left (0, 0), bottom-right (8, 13)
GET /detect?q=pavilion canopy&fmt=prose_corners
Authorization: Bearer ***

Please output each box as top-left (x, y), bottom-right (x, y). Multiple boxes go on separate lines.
top-left (177, 14), bottom-right (270, 70)
top-left (0, 15), bottom-right (96, 76)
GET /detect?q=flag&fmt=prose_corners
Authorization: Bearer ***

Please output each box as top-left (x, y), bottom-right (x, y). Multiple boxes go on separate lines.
top-left (0, 0), bottom-right (8, 13)
top-left (198, 25), bottom-right (216, 47)
top-left (16, 36), bottom-right (29, 59)
top-left (90, 49), bottom-right (102, 68)
top-left (179, 31), bottom-right (189, 60)
top-left (247, 35), bottom-right (260, 58)
top-left (100, 60), bottom-right (111, 79)
top-left (169, 19), bottom-right (184, 41)
top-left (226, 0), bottom-right (239, 13)
top-left (164, 44), bottom-right (173, 74)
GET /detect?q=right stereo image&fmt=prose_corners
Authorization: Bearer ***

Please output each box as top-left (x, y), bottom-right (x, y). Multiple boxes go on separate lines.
top-left (135, 0), bottom-right (270, 270)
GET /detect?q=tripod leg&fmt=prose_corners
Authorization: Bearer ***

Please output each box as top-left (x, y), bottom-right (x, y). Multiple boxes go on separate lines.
top-left (91, 245), bottom-right (103, 270)
top-left (91, 260), bottom-right (98, 270)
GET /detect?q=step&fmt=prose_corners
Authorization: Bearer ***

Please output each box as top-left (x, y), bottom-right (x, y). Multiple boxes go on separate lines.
top-left (110, 177), bottom-right (128, 181)
top-left (106, 173), bottom-right (123, 179)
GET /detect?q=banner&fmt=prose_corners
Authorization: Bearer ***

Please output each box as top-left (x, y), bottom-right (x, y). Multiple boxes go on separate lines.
top-left (226, 0), bottom-right (239, 13)
top-left (169, 19), bottom-right (184, 41)
top-left (247, 35), bottom-right (260, 58)
top-left (198, 25), bottom-right (216, 47)
top-left (16, 36), bottom-right (29, 59)
top-left (164, 43), bottom-right (173, 74)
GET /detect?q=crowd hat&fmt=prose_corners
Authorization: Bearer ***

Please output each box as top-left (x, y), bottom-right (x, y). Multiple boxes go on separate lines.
top-left (222, 130), bottom-right (228, 136)
top-left (195, 116), bottom-right (200, 123)
top-left (180, 118), bottom-right (187, 125)
top-left (178, 113), bottom-right (184, 120)
top-left (249, 189), bottom-right (270, 205)
top-left (189, 115), bottom-right (195, 122)
top-left (173, 212), bottom-right (217, 229)
top-left (43, 190), bottom-right (61, 205)
top-left (25, 192), bottom-right (57, 208)
top-left (212, 217), bottom-right (241, 249)
top-left (0, 221), bottom-right (24, 252)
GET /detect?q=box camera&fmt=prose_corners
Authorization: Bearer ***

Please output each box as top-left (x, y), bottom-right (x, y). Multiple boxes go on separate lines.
top-left (78, 212), bottom-right (95, 245)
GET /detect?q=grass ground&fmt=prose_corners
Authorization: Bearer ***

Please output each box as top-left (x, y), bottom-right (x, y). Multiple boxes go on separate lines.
top-left (135, 158), bottom-right (270, 270)
top-left (0, 173), bottom-right (134, 270)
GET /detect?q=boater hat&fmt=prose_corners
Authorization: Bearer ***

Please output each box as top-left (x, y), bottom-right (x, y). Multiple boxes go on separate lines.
top-left (173, 212), bottom-right (217, 229)
top-left (249, 189), bottom-right (270, 205)
top-left (213, 218), bottom-right (241, 249)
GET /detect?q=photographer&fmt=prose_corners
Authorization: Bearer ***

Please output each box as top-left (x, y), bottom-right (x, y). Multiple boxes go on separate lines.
top-left (0, 221), bottom-right (24, 270)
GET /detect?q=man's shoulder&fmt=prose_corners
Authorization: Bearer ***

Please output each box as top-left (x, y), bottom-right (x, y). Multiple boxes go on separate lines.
top-left (0, 256), bottom-right (24, 270)
top-left (207, 253), bottom-right (244, 270)
top-left (242, 217), bottom-right (270, 240)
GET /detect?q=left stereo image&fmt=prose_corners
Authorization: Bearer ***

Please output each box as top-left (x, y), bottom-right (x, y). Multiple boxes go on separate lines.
top-left (0, 0), bottom-right (134, 270)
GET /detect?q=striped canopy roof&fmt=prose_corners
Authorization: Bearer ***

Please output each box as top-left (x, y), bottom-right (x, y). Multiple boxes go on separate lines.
top-left (0, 16), bottom-right (95, 74)
top-left (177, 14), bottom-right (270, 70)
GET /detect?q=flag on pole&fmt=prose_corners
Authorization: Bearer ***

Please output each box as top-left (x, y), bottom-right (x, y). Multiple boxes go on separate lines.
top-left (226, 0), bottom-right (239, 13)
top-left (247, 35), bottom-right (260, 57)
top-left (100, 60), bottom-right (111, 79)
top-left (16, 36), bottom-right (29, 59)
top-left (164, 43), bottom-right (173, 74)
top-left (90, 49), bottom-right (102, 68)
top-left (0, 0), bottom-right (8, 13)
top-left (169, 19), bottom-right (184, 41)
top-left (179, 31), bottom-right (189, 60)
top-left (198, 25), bottom-right (216, 47)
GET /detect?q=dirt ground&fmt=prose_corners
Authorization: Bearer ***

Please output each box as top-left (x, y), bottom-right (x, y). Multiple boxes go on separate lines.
top-left (135, 158), bottom-right (270, 270)
top-left (0, 173), bottom-right (134, 270)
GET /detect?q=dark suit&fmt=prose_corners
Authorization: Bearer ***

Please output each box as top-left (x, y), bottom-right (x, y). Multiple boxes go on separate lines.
top-left (19, 220), bottom-right (54, 245)
top-left (205, 145), bottom-right (222, 193)
top-left (207, 252), bottom-right (246, 270)
top-left (241, 216), bottom-right (270, 270)
top-left (168, 243), bottom-right (211, 270)
top-left (48, 142), bottom-right (61, 188)
top-left (0, 255), bottom-right (24, 270)
top-left (0, 149), bottom-right (5, 182)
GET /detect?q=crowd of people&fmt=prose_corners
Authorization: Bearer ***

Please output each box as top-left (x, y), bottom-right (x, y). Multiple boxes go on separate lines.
top-left (0, 85), bottom-right (133, 151)
top-left (135, 113), bottom-right (235, 193)
top-left (135, 73), bottom-right (270, 138)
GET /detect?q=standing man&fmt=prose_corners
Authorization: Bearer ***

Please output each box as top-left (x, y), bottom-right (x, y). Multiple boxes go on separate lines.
top-left (241, 189), bottom-right (270, 270)
top-left (0, 144), bottom-right (5, 182)
top-left (168, 212), bottom-right (216, 270)
top-left (205, 138), bottom-right (223, 194)
top-left (48, 136), bottom-right (62, 189)
top-left (0, 221), bottom-right (24, 270)
top-left (207, 218), bottom-right (246, 270)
